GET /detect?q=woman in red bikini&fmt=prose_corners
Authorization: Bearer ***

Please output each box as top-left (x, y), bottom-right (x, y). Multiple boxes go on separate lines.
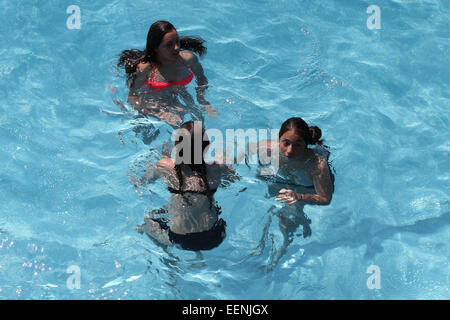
top-left (118, 21), bottom-right (217, 127)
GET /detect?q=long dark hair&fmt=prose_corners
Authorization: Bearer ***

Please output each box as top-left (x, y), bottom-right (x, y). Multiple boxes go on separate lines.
top-left (173, 121), bottom-right (215, 208)
top-left (117, 21), bottom-right (207, 86)
top-left (279, 117), bottom-right (323, 146)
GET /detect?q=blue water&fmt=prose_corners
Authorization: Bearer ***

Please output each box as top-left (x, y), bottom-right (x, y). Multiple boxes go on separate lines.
top-left (0, 0), bottom-right (449, 299)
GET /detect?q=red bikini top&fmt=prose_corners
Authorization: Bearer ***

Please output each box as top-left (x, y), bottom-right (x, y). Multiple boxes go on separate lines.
top-left (144, 58), bottom-right (194, 92)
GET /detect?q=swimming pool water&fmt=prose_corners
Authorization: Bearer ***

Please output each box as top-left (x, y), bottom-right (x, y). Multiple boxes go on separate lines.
top-left (0, 0), bottom-right (448, 299)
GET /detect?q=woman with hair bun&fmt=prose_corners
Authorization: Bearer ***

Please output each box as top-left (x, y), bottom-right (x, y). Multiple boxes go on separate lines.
top-left (273, 117), bottom-right (333, 206)
top-left (250, 117), bottom-right (334, 270)
top-left (117, 21), bottom-right (217, 127)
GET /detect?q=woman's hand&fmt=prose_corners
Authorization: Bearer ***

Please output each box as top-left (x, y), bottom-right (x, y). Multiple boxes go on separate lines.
top-left (131, 176), bottom-right (145, 188)
top-left (202, 104), bottom-right (218, 119)
top-left (275, 188), bottom-right (303, 205)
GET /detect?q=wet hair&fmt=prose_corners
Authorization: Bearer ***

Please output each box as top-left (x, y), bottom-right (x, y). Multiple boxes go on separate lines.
top-left (117, 20), bottom-right (207, 86)
top-left (173, 121), bottom-right (214, 208)
top-left (279, 117), bottom-right (323, 146)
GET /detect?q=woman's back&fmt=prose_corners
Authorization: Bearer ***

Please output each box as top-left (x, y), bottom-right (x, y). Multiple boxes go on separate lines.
top-left (158, 159), bottom-right (222, 234)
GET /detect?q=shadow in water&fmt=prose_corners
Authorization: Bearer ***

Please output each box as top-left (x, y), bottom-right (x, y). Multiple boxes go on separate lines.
top-left (300, 211), bottom-right (450, 262)
top-left (249, 204), bottom-right (313, 271)
top-left (247, 204), bottom-right (449, 273)
top-left (132, 122), bottom-right (160, 145)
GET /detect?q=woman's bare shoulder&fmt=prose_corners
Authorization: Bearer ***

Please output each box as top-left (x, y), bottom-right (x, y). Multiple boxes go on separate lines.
top-left (307, 150), bottom-right (328, 175)
top-left (179, 50), bottom-right (196, 61)
top-left (137, 61), bottom-right (151, 72)
top-left (179, 51), bottom-right (199, 68)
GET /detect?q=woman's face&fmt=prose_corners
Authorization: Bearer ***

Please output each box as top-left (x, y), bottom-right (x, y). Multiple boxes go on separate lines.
top-left (279, 129), bottom-right (306, 158)
top-left (155, 29), bottom-right (180, 63)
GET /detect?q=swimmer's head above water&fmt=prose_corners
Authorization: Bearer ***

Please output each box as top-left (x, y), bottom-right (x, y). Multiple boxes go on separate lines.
top-left (279, 117), bottom-right (323, 159)
top-left (172, 121), bottom-right (217, 208)
top-left (173, 121), bottom-right (210, 167)
top-left (118, 20), bottom-right (207, 79)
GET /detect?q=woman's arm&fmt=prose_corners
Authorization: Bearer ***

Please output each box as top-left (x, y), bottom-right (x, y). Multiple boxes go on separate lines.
top-left (127, 62), bottom-right (152, 110)
top-left (307, 158), bottom-right (333, 205)
top-left (137, 158), bottom-right (174, 186)
top-left (275, 157), bottom-right (333, 206)
top-left (181, 52), bottom-right (218, 117)
top-left (132, 163), bottom-right (159, 187)
top-left (220, 163), bottom-right (240, 184)
top-left (127, 92), bottom-right (144, 109)
top-left (183, 53), bottom-right (208, 103)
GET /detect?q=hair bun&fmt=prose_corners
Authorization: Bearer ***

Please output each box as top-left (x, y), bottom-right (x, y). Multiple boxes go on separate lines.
top-left (309, 126), bottom-right (322, 145)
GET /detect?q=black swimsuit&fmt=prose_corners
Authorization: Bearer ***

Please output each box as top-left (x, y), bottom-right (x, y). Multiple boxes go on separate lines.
top-left (168, 219), bottom-right (226, 251)
top-left (150, 186), bottom-right (226, 251)
top-left (167, 186), bottom-right (218, 196)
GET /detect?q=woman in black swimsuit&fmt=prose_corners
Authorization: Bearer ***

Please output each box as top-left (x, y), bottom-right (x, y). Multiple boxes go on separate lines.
top-left (135, 121), bottom-right (237, 251)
